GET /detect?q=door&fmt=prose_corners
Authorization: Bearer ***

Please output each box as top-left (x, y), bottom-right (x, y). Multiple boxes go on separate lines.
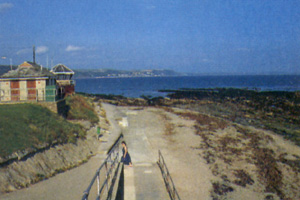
top-left (27, 80), bottom-right (36, 100)
top-left (10, 81), bottom-right (20, 101)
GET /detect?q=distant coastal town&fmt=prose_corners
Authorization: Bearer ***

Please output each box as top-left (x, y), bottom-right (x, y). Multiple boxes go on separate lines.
top-left (72, 69), bottom-right (184, 78)
top-left (0, 65), bottom-right (183, 79)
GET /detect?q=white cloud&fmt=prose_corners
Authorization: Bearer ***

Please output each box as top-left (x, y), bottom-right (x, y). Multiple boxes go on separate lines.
top-left (36, 46), bottom-right (48, 54)
top-left (16, 46), bottom-right (48, 55)
top-left (16, 48), bottom-right (31, 55)
top-left (202, 58), bottom-right (212, 63)
top-left (146, 5), bottom-right (156, 10)
top-left (0, 3), bottom-right (13, 13)
top-left (237, 48), bottom-right (251, 52)
top-left (65, 45), bottom-right (84, 52)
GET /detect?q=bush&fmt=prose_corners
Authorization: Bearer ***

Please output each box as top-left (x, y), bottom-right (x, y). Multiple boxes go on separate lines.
top-left (65, 95), bottom-right (99, 124)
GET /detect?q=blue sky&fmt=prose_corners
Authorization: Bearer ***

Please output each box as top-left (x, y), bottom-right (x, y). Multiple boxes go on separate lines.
top-left (0, 0), bottom-right (299, 74)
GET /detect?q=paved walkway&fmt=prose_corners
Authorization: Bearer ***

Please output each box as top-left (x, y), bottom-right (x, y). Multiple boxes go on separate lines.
top-left (121, 109), bottom-right (169, 200)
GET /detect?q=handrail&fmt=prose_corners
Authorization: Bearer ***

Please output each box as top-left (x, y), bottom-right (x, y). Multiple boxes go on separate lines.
top-left (82, 134), bottom-right (123, 200)
top-left (158, 150), bottom-right (181, 200)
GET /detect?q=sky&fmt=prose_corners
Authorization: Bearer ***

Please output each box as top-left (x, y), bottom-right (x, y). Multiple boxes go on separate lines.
top-left (0, 0), bottom-right (299, 75)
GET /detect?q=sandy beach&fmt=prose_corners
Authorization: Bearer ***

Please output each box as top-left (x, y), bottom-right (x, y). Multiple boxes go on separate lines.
top-left (117, 104), bottom-right (300, 200)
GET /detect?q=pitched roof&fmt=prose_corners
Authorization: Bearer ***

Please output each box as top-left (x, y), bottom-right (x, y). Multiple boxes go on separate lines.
top-left (51, 64), bottom-right (74, 75)
top-left (0, 65), bottom-right (17, 76)
top-left (1, 61), bottom-right (54, 78)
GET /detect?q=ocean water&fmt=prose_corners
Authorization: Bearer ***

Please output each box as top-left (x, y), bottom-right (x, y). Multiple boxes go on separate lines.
top-left (75, 75), bottom-right (300, 98)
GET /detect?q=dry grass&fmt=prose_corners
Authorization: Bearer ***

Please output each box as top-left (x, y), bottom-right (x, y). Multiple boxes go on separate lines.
top-left (211, 181), bottom-right (234, 199)
top-left (279, 153), bottom-right (300, 172)
top-left (159, 112), bottom-right (175, 136)
top-left (233, 170), bottom-right (254, 187)
top-left (175, 112), bottom-right (228, 132)
top-left (254, 148), bottom-right (284, 198)
top-left (159, 106), bottom-right (299, 199)
top-left (192, 117), bottom-right (288, 198)
top-left (161, 106), bottom-right (174, 113)
top-left (233, 125), bottom-right (285, 199)
top-left (66, 95), bottom-right (99, 124)
top-left (165, 122), bottom-right (175, 136)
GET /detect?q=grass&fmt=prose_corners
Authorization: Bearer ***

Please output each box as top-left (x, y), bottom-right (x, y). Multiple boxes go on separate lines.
top-left (65, 95), bottom-right (99, 124)
top-left (0, 103), bottom-right (84, 158)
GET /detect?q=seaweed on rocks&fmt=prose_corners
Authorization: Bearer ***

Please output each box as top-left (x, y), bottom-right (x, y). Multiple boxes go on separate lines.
top-left (163, 88), bottom-right (300, 146)
top-left (233, 170), bottom-right (254, 187)
top-left (211, 181), bottom-right (234, 199)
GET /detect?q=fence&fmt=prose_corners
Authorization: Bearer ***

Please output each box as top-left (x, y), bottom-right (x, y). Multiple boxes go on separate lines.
top-left (0, 87), bottom-right (58, 102)
top-left (157, 150), bottom-right (181, 200)
top-left (82, 134), bottom-right (123, 200)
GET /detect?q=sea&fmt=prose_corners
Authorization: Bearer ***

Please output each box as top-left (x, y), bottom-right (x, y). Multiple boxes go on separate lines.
top-left (75, 75), bottom-right (300, 98)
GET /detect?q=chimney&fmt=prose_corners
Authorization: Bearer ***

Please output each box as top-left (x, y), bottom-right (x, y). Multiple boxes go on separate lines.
top-left (33, 45), bottom-right (36, 64)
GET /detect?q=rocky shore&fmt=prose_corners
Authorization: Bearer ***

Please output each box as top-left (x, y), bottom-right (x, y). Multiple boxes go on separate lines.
top-left (87, 88), bottom-right (300, 146)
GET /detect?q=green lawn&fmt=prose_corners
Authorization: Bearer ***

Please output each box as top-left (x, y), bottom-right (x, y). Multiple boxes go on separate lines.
top-left (0, 103), bottom-right (84, 158)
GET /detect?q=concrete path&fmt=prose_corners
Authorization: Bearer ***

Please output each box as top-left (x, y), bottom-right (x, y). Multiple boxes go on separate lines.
top-left (0, 103), bottom-right (122, 200)
top-left (122, 108), bottom-right (169, 200)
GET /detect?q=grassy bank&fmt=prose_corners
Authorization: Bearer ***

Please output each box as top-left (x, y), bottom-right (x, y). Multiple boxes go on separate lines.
top-left (65, 95), bottom-right (99, 124)
top-left (0, 103), bottom-right (85, 158)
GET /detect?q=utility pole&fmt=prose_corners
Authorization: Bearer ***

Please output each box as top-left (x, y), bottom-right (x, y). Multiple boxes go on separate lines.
top-left (9, 58), bottom-right (12, 70)
top-left (46, 55), bottom-right (49, 69)
top-left (33, 45), bottom-right (36, 64)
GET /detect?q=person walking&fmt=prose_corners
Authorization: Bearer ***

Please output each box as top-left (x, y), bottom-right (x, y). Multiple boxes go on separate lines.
top-left (96, 126), bottom-right (101, 140)
top-left (121, 141), bottom-right (132, 166)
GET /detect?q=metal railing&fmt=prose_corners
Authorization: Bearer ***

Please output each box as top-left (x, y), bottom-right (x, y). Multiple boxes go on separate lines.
top-left (158, 150), bottom-right (181, 200)
top-left (82, 134), bottom-right (123, 200)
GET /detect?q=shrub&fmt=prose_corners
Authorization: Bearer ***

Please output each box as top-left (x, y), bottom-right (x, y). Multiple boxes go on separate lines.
top-left (65, 95), bottom-right (99, 124)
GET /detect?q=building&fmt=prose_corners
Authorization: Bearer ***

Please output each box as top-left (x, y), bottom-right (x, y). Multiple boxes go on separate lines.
top-left (50, 64), bottom-right (75, 96)
top-left (0, 61), bottom-right (74, 103)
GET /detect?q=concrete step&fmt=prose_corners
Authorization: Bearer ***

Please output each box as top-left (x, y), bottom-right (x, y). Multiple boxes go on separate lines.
top-left (124, 162), bottom-right (169, 200)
